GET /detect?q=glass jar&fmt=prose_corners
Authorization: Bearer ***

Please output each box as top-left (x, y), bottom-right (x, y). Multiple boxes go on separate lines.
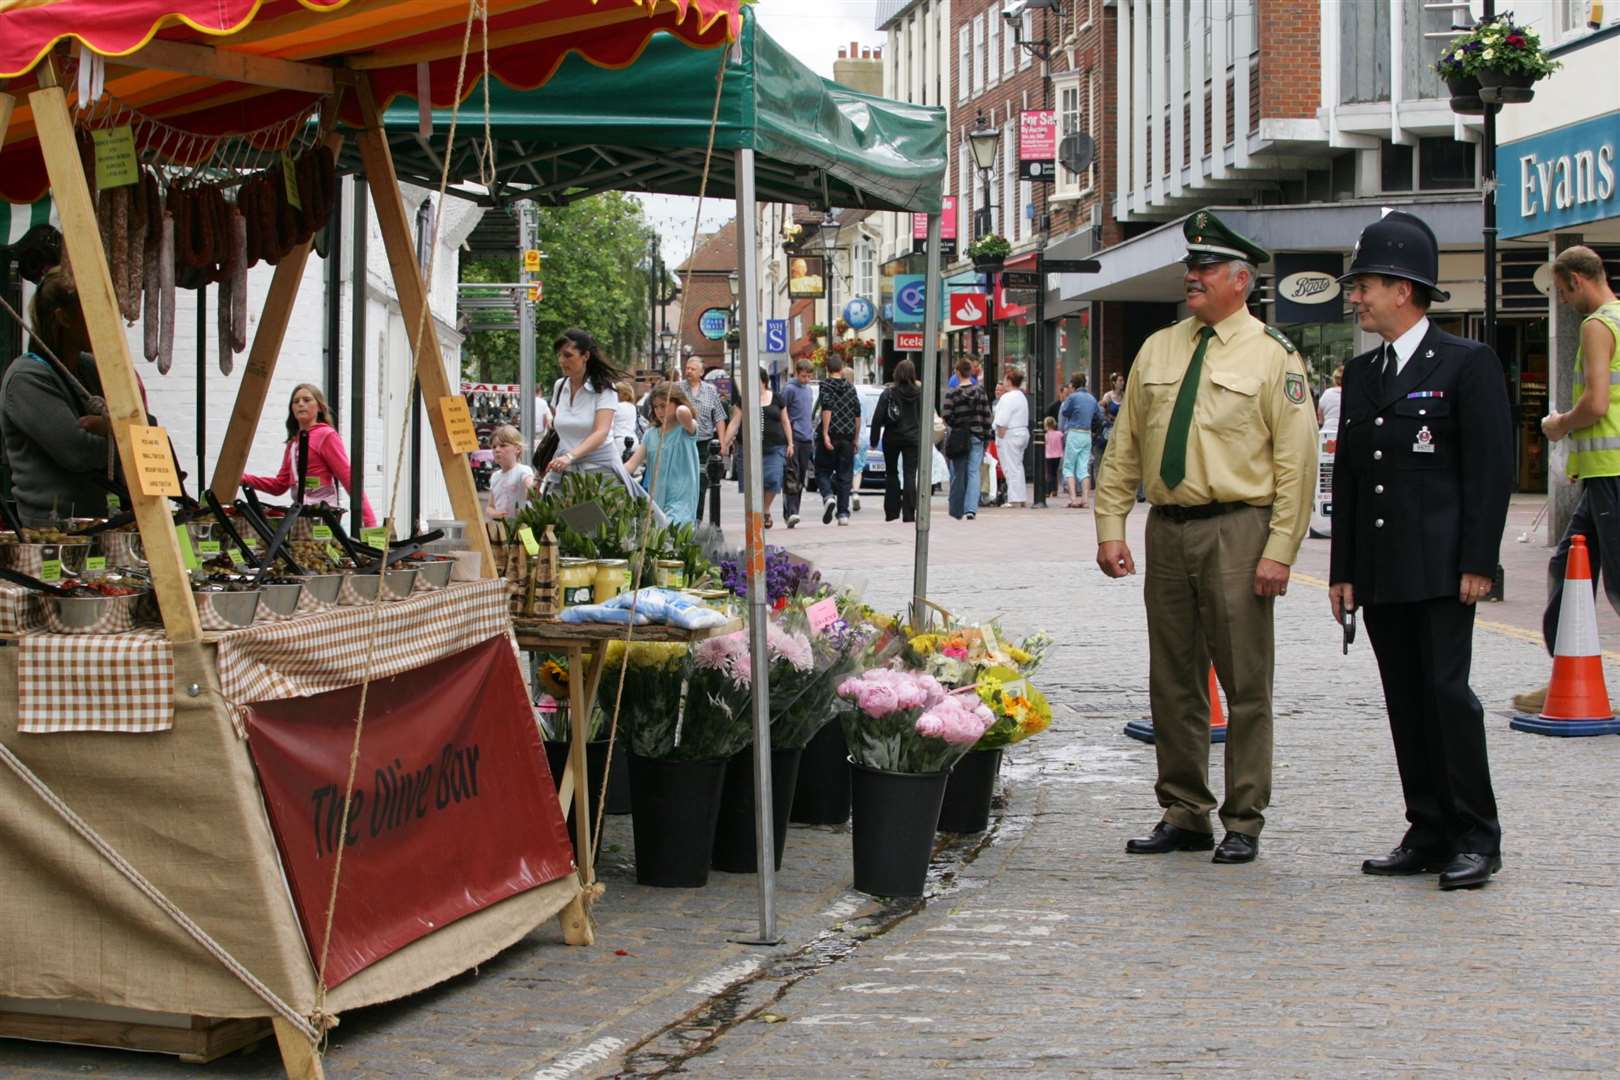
top-left (558, 558), bottom-right (597, 608)
top-left (593, 558), bottom-right (631, 604)
top-left (654, 559), bottom-right (686, 589)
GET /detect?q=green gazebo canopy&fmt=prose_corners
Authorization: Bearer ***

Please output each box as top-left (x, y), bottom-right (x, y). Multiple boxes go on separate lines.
top-left (368, 11), bottom-right (947, 214)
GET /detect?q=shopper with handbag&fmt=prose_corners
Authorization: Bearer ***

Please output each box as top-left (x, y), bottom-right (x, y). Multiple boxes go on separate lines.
top-left (942, 356), bottom-right (993, 520)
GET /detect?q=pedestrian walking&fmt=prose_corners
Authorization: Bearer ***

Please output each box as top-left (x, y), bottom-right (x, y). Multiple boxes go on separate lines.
top-left (1515, 246), bottom-right (1620, 714)
top-left (870, 359), bottom-right (924, 522)
top-left (1043, 417), bottom-right (1063, 497)
top-left (682, 355), bottom-right (729, 527)
top-left (1058, 371), bottom-right (1099, 508)
top-left (723, 365), bottom-right (795, 529)
top-left (777, 359), bottom-right (817, 528)
top-left (993, 369), bottom-right (1031, 507)
top-left (1094, 210), bottom-right (1318, 865)
top-left (816, 355), bottom-right (862, 525)
top-left (1329, 210), bottom-right (1513, 890)
top-left (943, 356), bottom-right (993, 520)
top-left (625, 382), bottom-right (701, 526)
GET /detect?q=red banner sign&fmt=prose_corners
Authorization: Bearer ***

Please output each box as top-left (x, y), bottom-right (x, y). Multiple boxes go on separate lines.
top-left (950, 291), bottom-right (988, 327)
top-left (244, 637), bottom-right (573, 987)
top-left (1019, 110), bottom-right (1056, 181)
top-left (895, 331), bottom-right (925, 351)
top-left (912, 196), bottom-right (959, 240)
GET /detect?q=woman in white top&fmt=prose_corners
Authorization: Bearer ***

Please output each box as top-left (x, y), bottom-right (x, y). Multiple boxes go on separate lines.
top-left (546, 328), bottom-right (626, 477)
top-left (1317, 365), bottom-right (1344, 431)
top-left (993, 368), bottom-right (1032, 507)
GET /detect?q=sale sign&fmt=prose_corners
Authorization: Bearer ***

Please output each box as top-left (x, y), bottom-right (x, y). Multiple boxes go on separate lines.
top-left (244, 636), bottom-right (574, 986)
top-left (950, 291), bottom-right (988, 327)
top-left (1019, 110), bottom-right (1056, 181)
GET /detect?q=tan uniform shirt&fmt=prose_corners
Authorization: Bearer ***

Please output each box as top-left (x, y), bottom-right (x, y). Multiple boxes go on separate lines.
top-left (1095, 307), bottom-right (1319, 565)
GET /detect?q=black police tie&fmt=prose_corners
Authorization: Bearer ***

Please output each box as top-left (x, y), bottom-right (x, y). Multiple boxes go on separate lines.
top-left (1378, 344), bottom-right (1395, 397)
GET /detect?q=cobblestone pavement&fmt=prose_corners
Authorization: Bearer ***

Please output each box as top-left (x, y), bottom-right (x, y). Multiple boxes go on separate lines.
top-left (4, 489), bottom-right (1617, 1079)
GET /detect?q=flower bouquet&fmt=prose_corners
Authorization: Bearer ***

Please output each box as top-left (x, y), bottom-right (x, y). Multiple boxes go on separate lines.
top-left (971, 665), bottom-right (1054, 750)
top-left (717, 545), bottom-right (820, 608)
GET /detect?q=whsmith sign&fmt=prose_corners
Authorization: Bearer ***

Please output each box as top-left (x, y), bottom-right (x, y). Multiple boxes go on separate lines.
top-left (1498, 111), bottom-right (1619, 240)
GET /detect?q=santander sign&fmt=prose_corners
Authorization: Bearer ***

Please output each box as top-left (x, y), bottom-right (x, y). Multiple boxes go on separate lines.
top-left (950, 292), bottom-right (988, 326)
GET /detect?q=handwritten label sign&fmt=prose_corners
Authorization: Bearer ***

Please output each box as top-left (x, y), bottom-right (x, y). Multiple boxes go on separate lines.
top-left (361, 527), bottom-right (390, 549)
top-left (40, 546), bottom-right (62, 582)
top-left (229, 548), bottom-right (247, 567)
top-left (282, 153), bottom-right (302, 210)
top-left (311, 524), bottom-right (334, 541)
top-left (85, 556), bottom-right (107, 572)
top-left (107, 494), bottom-right (121, 513)
top-left (517, 525), bottom-right (540, 556)
top-left (129, 426), bottom-right (181, 497)
top-left (325, 543), bottom-right (344, 563)
top-left (806, 597), bottom-right (840, 636)
top-left (304, 475), bottom-right (322, 490)
top-left (198, 540), bottom-right (222, 556)
top-left (439, 396), bottom-right (480, 454)
top-left (92, 126), bottom-right (139, 189)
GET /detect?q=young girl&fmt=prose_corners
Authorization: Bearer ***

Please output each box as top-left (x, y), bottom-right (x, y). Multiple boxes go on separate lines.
top-left (625, 382), bottom-right (700, 525)
top-left (243, 382), bottom-right (377, 526)
top-left (486, 425), bottom-right (536, 519)
top-left (1043, 415), bottom-right (1062, 496)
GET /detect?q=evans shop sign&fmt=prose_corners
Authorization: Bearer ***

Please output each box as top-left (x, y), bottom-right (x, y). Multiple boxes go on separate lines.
top-left (1499, 112), bottom-right (1618, 240)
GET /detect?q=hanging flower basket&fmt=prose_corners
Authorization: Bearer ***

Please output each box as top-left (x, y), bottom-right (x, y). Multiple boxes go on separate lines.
top-left (1476, 67), bottom-right (1537, 104)
top-left (967, 233), bottom-right (1011, 274)
top-left (1445, 74), bottom-right (1485, 115)
top-left (1434, 15), bottom-right (1558, 113)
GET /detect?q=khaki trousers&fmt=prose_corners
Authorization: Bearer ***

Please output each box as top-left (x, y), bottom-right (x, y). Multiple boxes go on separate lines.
top-left (1143, 504), bottom-right (1275, 837)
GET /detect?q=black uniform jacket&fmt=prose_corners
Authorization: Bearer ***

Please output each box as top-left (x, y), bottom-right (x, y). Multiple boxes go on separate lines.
top-left (1329, 323), bottom-right (1513, 606)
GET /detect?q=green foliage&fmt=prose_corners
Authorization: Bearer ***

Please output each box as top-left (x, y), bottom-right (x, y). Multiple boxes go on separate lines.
top-left (513, 471), bottom-right (644, 561)
top-left (968, 233), bottom-right (1011, 261)
top-left (459, 192), bottom-right (657, 384)
top-left (1434, 17), bottom-right (1560, 81)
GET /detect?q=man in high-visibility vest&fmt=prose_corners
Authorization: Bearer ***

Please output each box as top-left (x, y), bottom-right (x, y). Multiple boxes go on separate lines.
top-left (1517, 245), bottom-right (1620, 713)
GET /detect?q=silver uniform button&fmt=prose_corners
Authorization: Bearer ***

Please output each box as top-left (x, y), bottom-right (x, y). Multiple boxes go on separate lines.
top-left (1375, 484), bottom-right (1385, 494)
top-left (1373, 450), bottom-right (1383, 460)
top-left (1375, 417), bottom-right (1384, 426)
top-left (1419, 409), bottom-right (1426, 416)
top-left (1375, 518), bottom-right (1385, 528)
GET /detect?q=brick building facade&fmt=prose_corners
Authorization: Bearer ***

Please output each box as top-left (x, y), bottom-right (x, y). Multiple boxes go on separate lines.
top-left (676, 220), bottom-right (739, 372)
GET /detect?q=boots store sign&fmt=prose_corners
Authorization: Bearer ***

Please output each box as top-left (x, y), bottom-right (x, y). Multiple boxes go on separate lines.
top-left (1498, 112), bottom-right (1619, 240)
top-left (1273, 253), bottom-right (1344, 325)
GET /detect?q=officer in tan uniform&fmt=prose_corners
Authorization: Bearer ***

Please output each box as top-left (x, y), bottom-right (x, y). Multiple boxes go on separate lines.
top-left (1095, 211), bottom-right (1319, 864)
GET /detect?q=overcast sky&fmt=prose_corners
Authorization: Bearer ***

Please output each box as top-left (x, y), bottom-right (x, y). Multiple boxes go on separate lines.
top-left (634, 0), bottom-right (884, 269)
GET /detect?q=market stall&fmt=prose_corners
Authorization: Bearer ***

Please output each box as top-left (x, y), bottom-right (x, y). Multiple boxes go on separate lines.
top-left (0, 3), bottom-right (743, 1078)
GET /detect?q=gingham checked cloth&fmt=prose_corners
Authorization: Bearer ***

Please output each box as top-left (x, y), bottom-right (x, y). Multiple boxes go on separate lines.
top-left (0, 580), bottom-right (44, 636)
top-left (17, 629), bottom-right (175, 734)
top-left (212, 579), bottom-right (509, 709)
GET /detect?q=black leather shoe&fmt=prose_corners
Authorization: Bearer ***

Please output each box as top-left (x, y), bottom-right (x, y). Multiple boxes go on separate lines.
top-left (1125, 821), bottom-right (1214, 854)
top-left (1362, 846), bottom-right (1450, 876)
top-left (1211, 832), bottom-right (1258, 864)
top-left (1438, 852), bottom-right (1502, 890)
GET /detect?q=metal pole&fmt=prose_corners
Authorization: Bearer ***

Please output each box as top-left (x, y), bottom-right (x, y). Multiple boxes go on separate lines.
top-left (912, 212), bottom-right (943, 630)
top-left (350, 176), bottom-right (369, 536)
top-left (196, 284), bottom-right (206, 492)
top-left (519, 200), bottom-right (537, 450)
top-left (323, 192), bottom-right (343, 416)
top-left (1030, 249), bottom-right (1047, 507)
top-left (734, 146), bottom-right (778, 945)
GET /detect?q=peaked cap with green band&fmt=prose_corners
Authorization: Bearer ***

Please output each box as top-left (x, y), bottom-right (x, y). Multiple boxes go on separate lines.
top-left (1181, 210), bottom-right (1269, 266)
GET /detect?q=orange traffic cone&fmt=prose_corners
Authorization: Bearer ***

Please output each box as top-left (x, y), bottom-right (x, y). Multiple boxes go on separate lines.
top-left (1124, 665), bottom-right (1227, 744)
top-left (1512, 535), bottom-right (1620, 736)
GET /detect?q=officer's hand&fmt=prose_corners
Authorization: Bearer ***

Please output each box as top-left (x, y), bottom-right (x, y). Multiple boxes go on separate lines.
top-left (1329, 582), bottom-right (1355, 622)
top-left (1540, 412), bottom-right (1566, 441)
top-left (1097, 540), bottom-right (1135, 578)
top-left (1254, 558), bottom-right (1290, 598)
top-left (1459, 572), bottom-right (1493, 605)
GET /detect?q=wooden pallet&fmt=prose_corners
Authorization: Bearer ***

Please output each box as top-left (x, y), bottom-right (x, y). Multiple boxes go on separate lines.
top-left (0, 1002), bottom-right (270, 1064)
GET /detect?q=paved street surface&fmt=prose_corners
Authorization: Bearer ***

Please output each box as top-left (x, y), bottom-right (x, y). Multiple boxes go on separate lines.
top-left (4, 489), bottom-right (1618, 1079)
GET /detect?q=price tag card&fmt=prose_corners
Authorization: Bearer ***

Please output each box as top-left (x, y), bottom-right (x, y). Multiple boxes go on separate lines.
top-left (439, 395), bottom-right (480, 454)
top-left (129, 426), bottom-right (181, 497)
top-left (311, 524), bottom-right (334, 541)
top-left (175, 525), bottom-right (201, 571)
top-left (326, 543), bottom-right (344, 563)
top-left (92, 126), bottom-right (139, 189)
top-left (304, 475), bottom-right (322, 490)
top-left (518, 525), bottom-right (540, 556)
top-left (228, 549), bottom-right (247, 567)
top-left (85, 556), bottom-right (107, 572)
top-left (806, 596), bottom-right (840, 636)
top-left (1002, 678), bottom-right (1029, 700)
top-left (361, 526), bottom-right (390, 548)
top-left (107, 494), bottom-right (121, 513)
top-left (40, 546), bottom-right (62, 582)
top-left (282, 153), bottom-right (303, 210)
top-left (198, 540), bottom-right (222, 556)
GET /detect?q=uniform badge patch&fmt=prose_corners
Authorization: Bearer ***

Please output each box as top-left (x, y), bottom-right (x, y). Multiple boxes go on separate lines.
top-left (1414, 425), bottom-right (1435, 453)
top-left (1284, 372), bottom-right (1306, 405)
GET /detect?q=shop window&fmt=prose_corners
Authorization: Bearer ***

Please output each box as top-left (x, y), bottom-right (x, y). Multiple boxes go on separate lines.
top-left (1381, 141), bottom-right (1414, 192)
top-left (1418, 137), bottom-right (1477, 191)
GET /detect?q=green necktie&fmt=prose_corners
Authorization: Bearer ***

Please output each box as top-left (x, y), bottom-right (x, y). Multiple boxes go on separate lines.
top-left (1159, 326), bottom-right (1216, 490)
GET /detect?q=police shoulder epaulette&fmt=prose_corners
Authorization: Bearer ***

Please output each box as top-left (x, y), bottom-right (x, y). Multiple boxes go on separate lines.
top-left (1263, 325), bottom-right (1297, 353)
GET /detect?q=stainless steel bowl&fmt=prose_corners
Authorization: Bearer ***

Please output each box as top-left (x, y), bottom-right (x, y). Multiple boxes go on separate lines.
top-left (186, 520), bottom-right (215, 545)
top-left (96, 531), bottom-right (146, 569)
top-left (408, 556), bottom-right (454, 589)
top-left (299, 573), bottom-right (343, 607)
top-left (193, 588), bottom-right (261, 630)
top-left (43, 591), bottom-right (146, 634)
top-left (342, 568), bottom-right (419, 604)
top-left (258, 582), bottom-right (304, 618)
top-left (0, 541), bottom-right (92, 576)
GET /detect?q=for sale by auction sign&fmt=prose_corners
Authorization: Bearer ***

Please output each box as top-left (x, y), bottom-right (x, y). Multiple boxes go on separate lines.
top-left (912, 195), bottom-right (958, 258)
top-left (1019, 110), bottom-right (1056, 181)
top-left (244, 636), bottom-right (574, 986)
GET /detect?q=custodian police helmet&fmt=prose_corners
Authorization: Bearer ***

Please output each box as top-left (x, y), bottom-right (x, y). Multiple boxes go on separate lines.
top-left (1338, 210), bottom-right (1451, 303)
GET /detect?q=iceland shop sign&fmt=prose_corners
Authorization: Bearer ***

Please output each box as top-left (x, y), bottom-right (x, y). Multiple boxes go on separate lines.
top-left (1498, 112), bottom-right (1619, 240)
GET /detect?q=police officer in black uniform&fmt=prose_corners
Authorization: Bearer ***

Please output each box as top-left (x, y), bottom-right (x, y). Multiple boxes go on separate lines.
top-left (1328, 211), bottom-right (1513, 891)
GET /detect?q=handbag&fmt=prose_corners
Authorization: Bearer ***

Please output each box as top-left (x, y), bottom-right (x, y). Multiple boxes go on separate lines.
top-left (530, 380), bottom-right (565, 474)
top-left (945, 424), bottom-right (972, 458)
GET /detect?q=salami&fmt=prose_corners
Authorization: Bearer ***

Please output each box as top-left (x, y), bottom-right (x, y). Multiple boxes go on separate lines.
top-left (228, 207), bottom-right (247, 354)
top-left (126, 171), bottom-right (149, 325)
top-left (157, 211), bottom-right (175, 375)
top-left (109, 186), bottom-right (133, 322)
top-left (218, 274), bottom-right (234, 375)
top-left (142, 220), bottom-right (160, 361)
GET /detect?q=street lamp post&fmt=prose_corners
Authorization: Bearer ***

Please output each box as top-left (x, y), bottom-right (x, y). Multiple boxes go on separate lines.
top-left (819, 211), bottom-right (843, 374)
top-left (966, 113), bottom-right (1005, 503)
top-left (727, 269), bottom-right (742, 384)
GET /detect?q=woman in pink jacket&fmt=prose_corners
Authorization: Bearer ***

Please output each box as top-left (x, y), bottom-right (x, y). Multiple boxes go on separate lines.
top-left (242, 383), bottom-right (377, 527)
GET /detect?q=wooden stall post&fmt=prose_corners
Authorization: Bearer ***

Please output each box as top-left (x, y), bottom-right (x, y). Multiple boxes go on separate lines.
top-left (27, 66), bottom-right (201, 642)
top-left (351, 75), bottom-right (494, 578)
top-left (271, 1018), bottom-right (325, 1080)
top-left (211, 133), bottom-right (346, 503)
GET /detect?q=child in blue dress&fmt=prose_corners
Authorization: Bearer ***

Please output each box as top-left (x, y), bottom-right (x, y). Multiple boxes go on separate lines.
top-left (625, 382), bottom-right (700, 525)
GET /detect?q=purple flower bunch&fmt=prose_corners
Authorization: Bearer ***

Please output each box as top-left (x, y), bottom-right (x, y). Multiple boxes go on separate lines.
top-left (718, 546), bottom-right (820, 603)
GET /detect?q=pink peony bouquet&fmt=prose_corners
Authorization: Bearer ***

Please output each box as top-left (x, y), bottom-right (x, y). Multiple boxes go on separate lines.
top-left (838, 668), bottom-right (993, 773)
top-left (662, 623), bottom-right (818, 761)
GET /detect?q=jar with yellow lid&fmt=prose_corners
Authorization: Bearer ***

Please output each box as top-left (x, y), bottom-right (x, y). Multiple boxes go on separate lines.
top-left (654, 559), bottom-right (686, 589)
top-left (558, 558), bottom-right (597, 609)
top-left (593, 558), bottom-right (631, 604)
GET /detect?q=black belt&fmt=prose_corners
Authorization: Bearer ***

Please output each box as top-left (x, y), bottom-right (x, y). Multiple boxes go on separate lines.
top-left (1152, 501), bottom-right (1252, 522)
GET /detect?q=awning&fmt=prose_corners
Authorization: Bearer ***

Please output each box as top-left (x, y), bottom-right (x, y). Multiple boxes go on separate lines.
top-left (370, 9), bottom-right (947, 213)
top-left (0, 0), bottom-right (743, 204)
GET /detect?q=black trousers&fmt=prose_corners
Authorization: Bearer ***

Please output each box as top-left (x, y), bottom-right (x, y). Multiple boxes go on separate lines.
top-left (695, 439), bottom-right (720, 526)
top-left (1364, 598), bottom-right (1501, 856)
top-left (782, 436), bottom-right (813, 517)
top-left (883, 441), bottom-right (918, 522)
top-left (1542, 474), bottom-right (1620, 655)
top-left (815, 437), bottom-right (856, 517)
